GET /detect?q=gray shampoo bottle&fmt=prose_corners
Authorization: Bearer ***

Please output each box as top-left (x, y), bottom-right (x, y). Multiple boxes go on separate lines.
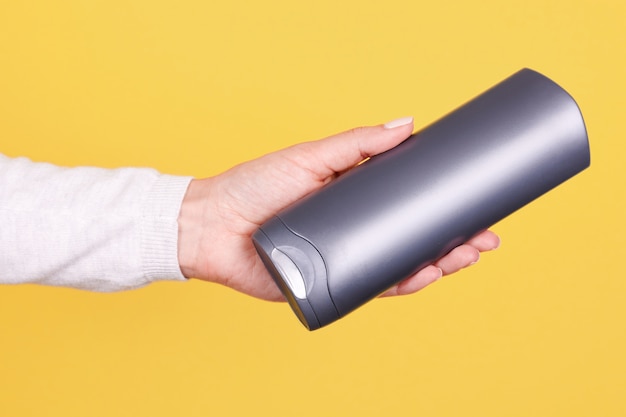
top-left (253, 68), bottom-right (590, 330)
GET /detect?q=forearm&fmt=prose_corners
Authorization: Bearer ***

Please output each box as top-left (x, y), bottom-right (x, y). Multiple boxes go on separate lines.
top-left (0, 154), bottom-right (192, 291)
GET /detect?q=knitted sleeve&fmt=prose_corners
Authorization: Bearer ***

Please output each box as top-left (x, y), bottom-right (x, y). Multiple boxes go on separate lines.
top-left (0, 154), bottom-right (193, 291)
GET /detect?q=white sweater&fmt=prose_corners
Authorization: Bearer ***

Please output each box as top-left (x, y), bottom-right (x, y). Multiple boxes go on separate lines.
top-left (0, 154), bottom-right (192, 291)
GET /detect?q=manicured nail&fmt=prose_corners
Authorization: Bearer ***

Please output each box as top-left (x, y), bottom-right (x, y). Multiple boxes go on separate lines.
top-left (384, 116), bottom-right (413, 129)
top-left (435, 267), bottom-right (443, 280)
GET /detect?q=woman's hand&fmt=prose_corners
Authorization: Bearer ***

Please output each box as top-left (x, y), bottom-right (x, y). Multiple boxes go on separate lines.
top-left (177, 118), bottom-right (500, 301)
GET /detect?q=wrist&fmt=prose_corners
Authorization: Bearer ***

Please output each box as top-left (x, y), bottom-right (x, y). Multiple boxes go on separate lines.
top-left (177, 178), bottom-right (209, 279)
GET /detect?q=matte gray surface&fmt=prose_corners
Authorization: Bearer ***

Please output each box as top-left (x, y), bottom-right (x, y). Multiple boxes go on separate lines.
top-left (253, 68), bottom-right (590, 330)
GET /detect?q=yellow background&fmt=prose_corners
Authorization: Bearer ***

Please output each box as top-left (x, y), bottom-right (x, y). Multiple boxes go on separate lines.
top-left (0, 0), bottom-right (624, 416)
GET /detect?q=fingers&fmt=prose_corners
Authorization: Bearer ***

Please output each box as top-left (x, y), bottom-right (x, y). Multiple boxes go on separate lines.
top-left (435, 230), bottom-right (500, 275)
top-left (381, 230), bottom-right (501, 297)
top-left (465, 229), bottom-right (501, 252)
top-left (380, 265), bottom-right (443, 297)
top-left (288, 117), bottom-right (414, 181)
top-left (382, 246), bottom-right (478, 297)
top-left (434, 244), bottom-right (480, 274)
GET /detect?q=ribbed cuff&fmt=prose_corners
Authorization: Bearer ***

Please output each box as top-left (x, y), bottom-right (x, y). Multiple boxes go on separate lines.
top-left (140, 174), bottom-right (193, 284)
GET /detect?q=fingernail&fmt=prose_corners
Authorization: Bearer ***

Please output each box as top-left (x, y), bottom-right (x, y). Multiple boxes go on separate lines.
top-left (435, 267), bottom-right (443, 280)
top-left (384, 116), bottom-right (413, 129)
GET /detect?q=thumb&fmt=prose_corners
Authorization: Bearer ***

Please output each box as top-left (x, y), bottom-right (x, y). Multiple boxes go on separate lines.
top-left (290, 116), bottom-right (414, 180)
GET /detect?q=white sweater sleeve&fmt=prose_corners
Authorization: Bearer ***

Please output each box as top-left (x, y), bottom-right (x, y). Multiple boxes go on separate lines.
top-left (0, 154), bottom-right (193, 292)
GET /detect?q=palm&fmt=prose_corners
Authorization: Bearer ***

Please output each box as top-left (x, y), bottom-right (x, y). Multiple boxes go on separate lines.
top-left (199, 147), bottom-right (335, 301)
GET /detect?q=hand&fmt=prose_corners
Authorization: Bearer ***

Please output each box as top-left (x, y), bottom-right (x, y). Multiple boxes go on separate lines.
top-left (177, 118), bottom-right (500, 301)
